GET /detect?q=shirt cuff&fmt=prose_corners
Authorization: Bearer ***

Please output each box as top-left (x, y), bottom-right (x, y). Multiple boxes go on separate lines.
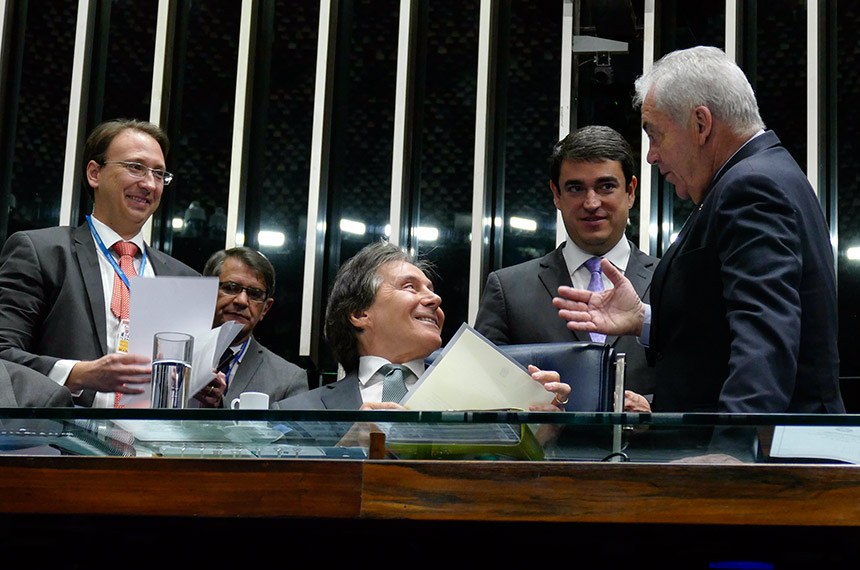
top-left (638, 303), bottom-right (651, 348)
top-left (49, 359), bottom-right (83, 397)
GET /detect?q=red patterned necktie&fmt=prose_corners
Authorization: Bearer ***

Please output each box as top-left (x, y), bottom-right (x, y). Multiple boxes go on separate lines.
top-left (110, 241), bottom-right (139, 320)
top-left (111, 241), bottom-right (138, 408)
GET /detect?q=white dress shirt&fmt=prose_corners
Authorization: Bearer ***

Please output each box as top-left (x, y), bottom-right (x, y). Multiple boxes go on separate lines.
top-left (356, 355), bottom-right (425, 403)
top-left (560, 234), bottom-right (631, 290)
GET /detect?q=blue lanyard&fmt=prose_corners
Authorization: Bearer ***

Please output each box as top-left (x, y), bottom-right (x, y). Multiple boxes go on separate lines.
top-left (225, 339), bottom-right (250, 386)
top-left (86, 215), bottom-right (147, 289)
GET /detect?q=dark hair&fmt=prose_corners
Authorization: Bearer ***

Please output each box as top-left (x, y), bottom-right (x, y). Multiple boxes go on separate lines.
top-left (203, 246), bottom-right (276, 298)
top-left (82, 119), bottom-right (170, 200)
top-left (324, 240), bottom-right (432, 373)
top-left (549, 125), bottom-right (635, 189)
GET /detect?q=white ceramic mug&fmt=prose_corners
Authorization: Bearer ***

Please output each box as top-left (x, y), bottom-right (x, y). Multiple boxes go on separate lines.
top-left (230, 391), bottom-right (270, 410)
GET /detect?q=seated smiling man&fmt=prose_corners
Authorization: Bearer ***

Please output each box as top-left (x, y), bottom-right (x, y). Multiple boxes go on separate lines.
top-left (273, 240), bottom-right (569, 410)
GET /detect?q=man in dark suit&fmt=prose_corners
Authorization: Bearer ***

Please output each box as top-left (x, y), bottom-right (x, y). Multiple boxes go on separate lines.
top-left (274, 241), bottom-right (568, 410)
top-left (202, 247), bottom-right (308, 407)
top-left (475, 125), bottom-right (657, 406)
top-left (0, 119), bottom-right (198, 407)
top-left (554, 46), bottom-right (844, 416)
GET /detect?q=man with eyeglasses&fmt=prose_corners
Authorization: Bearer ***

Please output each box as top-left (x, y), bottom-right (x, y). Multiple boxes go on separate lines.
top-left (0, 118), bottom-right (199, 407)
top-left (201, 247), bottom-right (308, 407)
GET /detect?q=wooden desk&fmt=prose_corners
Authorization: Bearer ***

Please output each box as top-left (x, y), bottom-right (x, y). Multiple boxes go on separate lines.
top-left (2, 456), bottom-right (859, 526)
top-left (2, 456), bottom-right (859, 566)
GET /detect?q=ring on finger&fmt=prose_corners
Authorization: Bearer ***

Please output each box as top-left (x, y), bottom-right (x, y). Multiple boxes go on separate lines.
top-left (554, 394), bottom-right (569, 406)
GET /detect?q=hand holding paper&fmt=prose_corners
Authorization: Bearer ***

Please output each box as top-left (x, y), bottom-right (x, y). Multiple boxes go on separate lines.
top-left (401, 324), bottom-right (557, 411)
top-left (124, 276), bottom-right (243, 408)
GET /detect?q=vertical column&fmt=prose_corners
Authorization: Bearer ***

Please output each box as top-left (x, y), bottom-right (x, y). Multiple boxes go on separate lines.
top-left (639, 0), bottom-right (656, 255)
top-left (300, 0), bottom-right (338, 358)
top-left (806, 0), bottom-right (819, 196)
top-left (59, 0), bottom-right (95, 228)
top-left (555, 0), bottom-right (573, 248)
top-left (467, 0), bottom-right (495, 324)
top-left (144, 0), bottom-right (174, 243)
top-left (389, 0), bottom-right (416, 248)
top-left (225, 0), bottom-right (257, 249)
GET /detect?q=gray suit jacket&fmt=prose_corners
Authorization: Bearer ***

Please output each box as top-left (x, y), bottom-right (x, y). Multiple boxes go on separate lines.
top-left (0, 223), bottom-right (198, 406)
top-left (272, 371), bottom-right (362, 410)
top-left (224, 336), bottom-right (308, 404)
top-left (474, 240), bottom-right (657, 395)
top-left (0, 359), bottom-right (73, 407)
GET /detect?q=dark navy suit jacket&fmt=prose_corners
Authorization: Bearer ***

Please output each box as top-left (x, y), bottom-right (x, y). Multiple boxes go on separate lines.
top-left (648, 130), bottom-right (843, 413)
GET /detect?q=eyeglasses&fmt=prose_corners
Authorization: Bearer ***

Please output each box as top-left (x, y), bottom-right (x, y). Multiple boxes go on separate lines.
top-left (218, 281), bottom-right (268, 303)
top-left (102, 160), bottom-right (174, 185)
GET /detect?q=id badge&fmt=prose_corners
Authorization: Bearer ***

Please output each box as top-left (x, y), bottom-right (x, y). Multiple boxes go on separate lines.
top-left (117, 319), bottom-right (131, 353)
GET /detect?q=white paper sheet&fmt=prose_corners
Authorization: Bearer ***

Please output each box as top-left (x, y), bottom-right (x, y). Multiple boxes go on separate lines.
top-left (187, 320), bottom-right (244, 398)
top-left (400, 323), bottom-right (556, 411)
top-left (121, 276), bottom-right (240, 407)
top-left (770, 426), bottom-right (860, 464)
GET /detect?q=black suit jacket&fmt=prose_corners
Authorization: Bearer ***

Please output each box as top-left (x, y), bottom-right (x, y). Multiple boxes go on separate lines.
top-left (649, 130), bottom-right (843, 413)
top-left (474, 240), bottom-right (658, 395)
top-left (0, 223), bottom-right (198, 406)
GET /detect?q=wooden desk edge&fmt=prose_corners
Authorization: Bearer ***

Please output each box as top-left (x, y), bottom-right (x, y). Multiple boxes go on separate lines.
top-left (2, 457), bottom-right (860, 526)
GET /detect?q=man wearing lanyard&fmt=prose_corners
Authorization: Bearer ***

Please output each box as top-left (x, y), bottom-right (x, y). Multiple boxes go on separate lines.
top-left (0, 119), bottom-right (199, 407)
top-left (201, 247), bottom-right (308, 407)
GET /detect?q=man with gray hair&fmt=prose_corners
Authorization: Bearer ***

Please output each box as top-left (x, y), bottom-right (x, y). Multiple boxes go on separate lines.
top-left (203, 247), bottom-right (308, 407)
top-left (554, 46), bottom-right (843, 416)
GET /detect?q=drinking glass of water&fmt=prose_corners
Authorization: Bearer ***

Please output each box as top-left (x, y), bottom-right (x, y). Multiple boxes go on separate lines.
top-left (151, 331), bottom-right (193, 409)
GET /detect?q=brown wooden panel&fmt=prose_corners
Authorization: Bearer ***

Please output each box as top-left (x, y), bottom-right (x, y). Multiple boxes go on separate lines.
top-left (361, 461), bottom-right (860, 526)
top-left (0, 457), bottom-right (362, 518)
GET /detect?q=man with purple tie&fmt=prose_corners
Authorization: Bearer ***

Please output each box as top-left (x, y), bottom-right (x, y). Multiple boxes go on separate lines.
top-left (474, 125), bottom-right (657, 408)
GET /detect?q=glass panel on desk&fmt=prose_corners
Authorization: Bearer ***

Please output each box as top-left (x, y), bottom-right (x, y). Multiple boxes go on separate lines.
top-left (1, 410), bottom-right (859, 465)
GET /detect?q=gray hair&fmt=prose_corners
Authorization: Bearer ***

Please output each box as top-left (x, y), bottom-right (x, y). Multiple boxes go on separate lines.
top-left (633, 46), bottom-right (765, 136)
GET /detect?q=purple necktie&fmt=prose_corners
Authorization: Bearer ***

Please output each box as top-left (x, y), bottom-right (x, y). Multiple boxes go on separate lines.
top-left (584, 257), bottom-right (606, 343)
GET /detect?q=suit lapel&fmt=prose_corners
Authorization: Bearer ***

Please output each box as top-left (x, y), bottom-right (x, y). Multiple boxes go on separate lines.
top-left (625, 242), bottom-right (655, 299)
top-left (73, 223), bottom-right (109, 354)
top-left (652, 131), bottom-right (778, 316)
top-left (539, 245), bottom-right (589, 342)
top-left (228, 338), bottom-right (260, 395)
top-left (320, 374), bottom-right (363, 409)
top-left (0, 364), bottom-right (16, 406)
top-left (145, 244), bottom-right (169, 275)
